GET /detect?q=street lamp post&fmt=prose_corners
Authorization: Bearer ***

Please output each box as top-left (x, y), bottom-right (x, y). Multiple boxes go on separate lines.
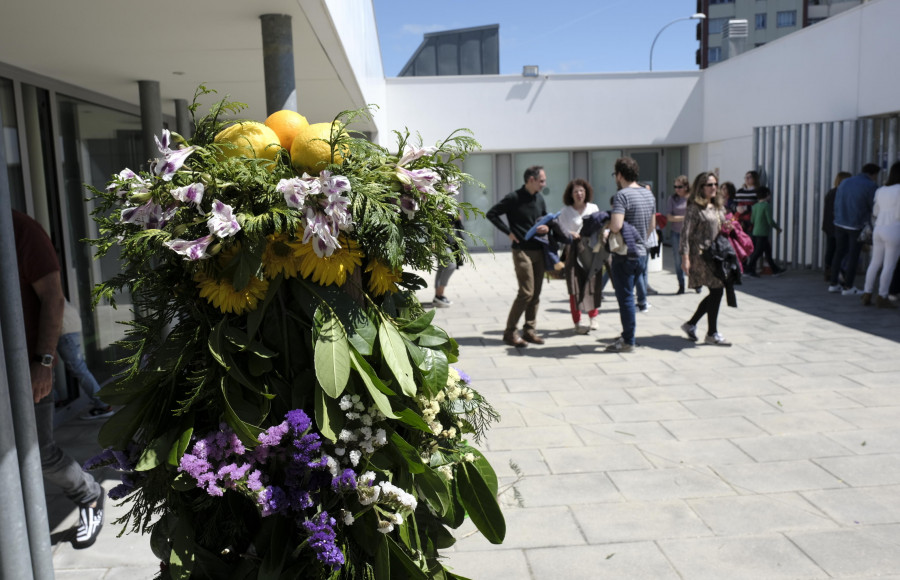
top-left (650, 13), bottom-right (706, 71)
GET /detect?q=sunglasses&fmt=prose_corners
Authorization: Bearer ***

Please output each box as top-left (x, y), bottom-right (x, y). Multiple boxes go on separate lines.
top-left (704, 183), bottom-right (718, 188)
top-left (673, 185), bottom-right (686, 189)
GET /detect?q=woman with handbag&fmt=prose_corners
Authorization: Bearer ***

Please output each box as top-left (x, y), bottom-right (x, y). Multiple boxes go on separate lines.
top-left (679, 171), bottom-right (732, 346)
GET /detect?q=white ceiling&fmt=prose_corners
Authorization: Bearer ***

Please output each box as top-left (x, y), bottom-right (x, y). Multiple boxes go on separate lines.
top-left (0, 0), bottom-right (373, 130)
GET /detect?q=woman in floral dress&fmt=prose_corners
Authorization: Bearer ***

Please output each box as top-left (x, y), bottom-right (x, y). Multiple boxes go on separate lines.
top-left (679, 171), bottom-right (731, 346)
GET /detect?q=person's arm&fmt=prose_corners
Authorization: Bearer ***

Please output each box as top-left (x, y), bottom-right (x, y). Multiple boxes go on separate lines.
top-left (30, 271), bottom-right (65, 402)
top-left (647, 213), bottom-right (657, 237)
top-left (609, 213), bottom-right (624, 233)
top-left (766, 203), bottom-right (781, 233)
top-left (486, 194), bottom-right (518, 243)
top-left (680, 206), bottom-right (694, 274)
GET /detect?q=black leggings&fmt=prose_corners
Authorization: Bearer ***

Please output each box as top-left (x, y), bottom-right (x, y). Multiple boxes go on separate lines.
top-left (688, 287), bottom-right (724, 335)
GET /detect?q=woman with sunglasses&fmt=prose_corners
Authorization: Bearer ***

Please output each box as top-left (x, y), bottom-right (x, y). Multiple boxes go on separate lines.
top-left (679, 171), bottom-right (731, 346)
top-left (666, 175), bottom-right (691, 294)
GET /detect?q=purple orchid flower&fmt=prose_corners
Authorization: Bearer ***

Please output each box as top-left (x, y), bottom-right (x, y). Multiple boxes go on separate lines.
top-left (120, 201), bottom-right (164, 228)
top-left (397, 167), bottom-right (441, 195)
top-left (164, 234), bottom-right (214, 260)
top-left (155, 129), bottom-right (173, 155)
top-left (303, 208), bottom-right (341, 258)
top-left (207, 200), bottom-right (241, 238)
top-left (171, 182), bottom-right (205, 210)
top-left (150, 145), bottom-right (197, 182)
top-left (398, 195), bottom-right (418, 218)
top-left (397, 145), bottom-right (437, 167)
top-left (277, 175), bottom-right (320, 209)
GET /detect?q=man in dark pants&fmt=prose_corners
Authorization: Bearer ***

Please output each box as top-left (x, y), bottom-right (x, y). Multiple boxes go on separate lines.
top-left (828, 163), bottom-right (881, 295)
top-left (606, 157), bottom-right (656, 353)
top-left (13, 210), bottom-right (105, 549)
top-left (487, 166), bottom-right (549, 347)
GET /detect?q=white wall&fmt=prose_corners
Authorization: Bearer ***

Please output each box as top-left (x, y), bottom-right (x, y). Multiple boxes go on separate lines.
top-left (384, 72), bottom-right (704, 152)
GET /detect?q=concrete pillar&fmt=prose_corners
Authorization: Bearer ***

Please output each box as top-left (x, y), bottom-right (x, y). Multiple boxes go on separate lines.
top-left (174, 98), bottom-right (192, 140)
top-left (138, 80), bottom-right (162, 168)
top-left (260, 14), bottom-right (297, 114)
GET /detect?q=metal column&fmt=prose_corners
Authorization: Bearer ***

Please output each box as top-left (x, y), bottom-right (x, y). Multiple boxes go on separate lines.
top-left (174, 98), bottom-right (192, 140)
top-left (260, 14), bottom-right (297, 115)
top-left (138, 80), bottom-right (162, 168)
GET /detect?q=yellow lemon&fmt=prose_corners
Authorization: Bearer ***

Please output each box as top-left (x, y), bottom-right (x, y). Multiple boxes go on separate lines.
top-left (265, 110), bottom-right (309, 151)
top-left (290, 122), bottom-right (348, 174)
top-left (214, 121), bottom-right (281, 164)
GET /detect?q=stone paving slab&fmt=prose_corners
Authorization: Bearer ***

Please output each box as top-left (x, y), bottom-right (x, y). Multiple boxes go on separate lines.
top-left (48, 252), bottom-right (900, 578)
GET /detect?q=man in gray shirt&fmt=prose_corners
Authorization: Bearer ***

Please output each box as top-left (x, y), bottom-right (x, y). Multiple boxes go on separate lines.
top-left (607, 157), bottom-right (656, 352)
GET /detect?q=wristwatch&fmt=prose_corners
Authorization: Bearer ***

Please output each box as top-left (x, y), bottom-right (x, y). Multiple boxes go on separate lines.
top-left (33, 353), bottom-right (54, 367)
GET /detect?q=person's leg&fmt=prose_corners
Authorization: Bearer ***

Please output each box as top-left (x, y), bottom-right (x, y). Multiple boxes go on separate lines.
top-left (824, 233), bottom-right (836, 280)
top-left (687, 291), bottom-right (711, 326)
top-left (878, 225), bottom-right (900, 298)
top-left (864, 228), bottom-right (885, 295)
top-left (524, 248), bottom-right (545, 332)
top-left (506, 249), bottom-right (534, 333)
top-left (569, 295), bottom-right (581, 325)
top-left (746, 236), bottom-right (765, 275)
top-left (830, 228), bottom-right (850, 286)
top-left (610, 255), bottom-right (638, 345)
top-left (670, 231), bottom-right (685, 291)
top-left (634, 257), bottom-right (648, 308)
top-left (705, 287), bottom-right (725, 335)
top-left (35, 396), bottom-right (101, 506)
top-left (760, 236), bottom-right (778, 272)
top-left (57, 332), bottom-right (104, 408)
top-left (843, 230), bottom-right (863, 288)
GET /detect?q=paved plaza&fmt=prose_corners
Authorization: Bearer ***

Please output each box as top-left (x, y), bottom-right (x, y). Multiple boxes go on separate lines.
top-left (48, 250), bottom-right (900, 579)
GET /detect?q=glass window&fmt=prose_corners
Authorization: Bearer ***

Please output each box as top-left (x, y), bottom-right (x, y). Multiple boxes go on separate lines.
top-left (56, 94), bottom-right (143, 380)
top-left (756, 13), bottom-right (767, 29)
top-left (708, 46), bottom-right (723, 63)
top-left (709, 0), bottom-right (735, 4)
top-left (589, 150), bottom-right (622, 208)
top-left (777, 10), bottom-right (797, 27)
top-left (461, 154), bottom-right (493, 248)
top-left (0, 78), bottom-right (26, 212)
top-left (514, 152), bottom-right (569, 213)
top-left (708, 18), bottom-right (728, 35)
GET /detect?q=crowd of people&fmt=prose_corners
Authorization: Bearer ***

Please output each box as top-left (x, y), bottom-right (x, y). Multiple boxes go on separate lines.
top-left (483, 158), bottom-right (804, 352)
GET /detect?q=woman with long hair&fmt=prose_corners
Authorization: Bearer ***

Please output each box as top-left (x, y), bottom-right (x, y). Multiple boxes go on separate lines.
top-left (862, 161), bottom-right (900, 308)
top-left (558, 178), bottom-right (601, 333)
top-left (679, 171), bottom-right (731, 346)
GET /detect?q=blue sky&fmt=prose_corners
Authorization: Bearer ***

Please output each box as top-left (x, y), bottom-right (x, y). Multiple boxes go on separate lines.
top-left (373, 0), bottom-right (702, 76)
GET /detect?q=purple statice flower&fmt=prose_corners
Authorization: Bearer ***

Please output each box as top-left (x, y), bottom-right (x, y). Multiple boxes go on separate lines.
top-left (454, 367), bottom-right (471, 384)
top-left (171, 182), bottom-right (205, 210)
top-left (247, 469), bottom-right (264, 492)
top-left (217, 462), bottom-right (252, 485)
top-left (277, 175), bottom-right (321, 209)
top-left (259, 485), bottom-right (287, 517)
top-left (258, 420), bottom-right (289, 447)
top-left (302, 512), bottom-right (344, 571)
top-left (331, 469), bottom-right (357, 492)
top-left (83, 447), bottom-right (118, 471)
top-left (207, 200), bottom-right (241, 238)
top-left (164, 234), bottom-right (213, 261)
top-left (286, 409), bottom-right (311, 434)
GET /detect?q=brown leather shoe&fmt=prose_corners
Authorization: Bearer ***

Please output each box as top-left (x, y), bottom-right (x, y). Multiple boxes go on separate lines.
top-left (503, 330), bottom-right (527, 347)
top-left (876, 295), bottom-right (897, 309)
top-left (861, 292), bottom-right (872, 306)
top-left (522, 330), bottom-right (545, 345)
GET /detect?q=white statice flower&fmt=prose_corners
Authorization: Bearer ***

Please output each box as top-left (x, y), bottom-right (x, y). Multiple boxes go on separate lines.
top-left (374, 428), bottom-right (387, 446)
top-left (339, 429), bottom-right (357, 443)
top-left (360, 414), bottom-right (373, 427)
top-left (345, 412), bottom-right (360, 421)
top-left (391, 512), bottom-right (404, 525)
top-left (341, 510), bottom-right (355, 526)
top-left (353, 401), bottom-right (365, 412)
top-left (360, 440), bottom-right (375, 454)
top-left (464, 453), bottom-right (476, 462)
top-left (377, 521), bottom-right (394, 534)
top-left (359, 426), bottom-right (372, 439)
top-left (325, 455), bottom-right (339, 477)
top-left (429, 421), bottom-right (443, 435)
top-left (447, 367), bottom-right (461, 384)
top-left (438, 465), bottom-right (454, 481)
top-left (435, 391), bottom-right (446, 403)
top-left (349, 449), bottom-right (362, 467)
top-left (357, 474), bottom-right (380, 506)
top-left (465, 391), bottom-right (475, 401)
top-left (339, 395), bottom-right (354, 411)
top-left (334, 447), bottom-right (346, 457)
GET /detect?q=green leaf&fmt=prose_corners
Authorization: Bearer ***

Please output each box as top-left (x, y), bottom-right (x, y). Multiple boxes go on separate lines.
top-left (208, 318), bottom-right (229, 368)
top-left (416, 326), bottom-right (451, 347)
top-left (350, 350), bottom-right (398, 419)
top-left (247, 274), bottom-right (282, 338)
top-left (419, 347), bottom-right (449, 398)
top-left (168, 514), bottom-right (195, 580)
top-left (314, 307), bottom-right (351, 398)
top-left (389, 430), bottom-right (425, 474)
top-left (379, 319), bottom-right (417, 397)
top-left (314, 385), bottom-right (343, 442)
top-left (393, 407), bottom-right (433, 434)
top-left (374, 535), bottom-right (390, 579)
top-left (225, 326), bottom-right (277, 358)
top-left (402, 309), bottom-right (435, 334)
top-left (221, 379), bottom-right (260, 446)
top-left (403, 337), bottom-right (425, 367)
top-left (348, 312), bottom-right (377, 356)
top-left (98, 391), bottom-right (152, 449)
top-left (416, 467), bottom-right (451, 516)
top-left (168, 426), bottom-right (195, 467)
top-left (135, 432), bottom-right (175, 472)
top-left (457, 462), bottom-right (506, 544)
top-left (469, 449), bottom-right (499, 496)
top-left (258, 517), bottom-right (290, 580)
top-left (387, 536), bottom-right (429, 580)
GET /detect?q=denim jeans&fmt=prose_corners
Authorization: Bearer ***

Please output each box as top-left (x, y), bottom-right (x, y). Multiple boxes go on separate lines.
top-left (610, 254), bottom-right (647, 345)
top-left (35, 395), bottom-right (101, 506)
top-left (830, 227), bottom-right (863, 288)
top-left (57, 332), bottom-right (103, 408)
top-left (670, 231), bottom-right (685, 289)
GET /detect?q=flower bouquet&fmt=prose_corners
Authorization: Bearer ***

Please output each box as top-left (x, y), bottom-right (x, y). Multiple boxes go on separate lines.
top-left (86, 87), bottom-right (503, 579)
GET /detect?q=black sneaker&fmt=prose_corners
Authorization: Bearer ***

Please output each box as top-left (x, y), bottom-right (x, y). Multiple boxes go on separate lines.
top-left (80, 406), bottom-right (114, 420)
top-left (73, 488), bottom-right (104, 549)
top-left (433, 296), bottom-right (452, 308)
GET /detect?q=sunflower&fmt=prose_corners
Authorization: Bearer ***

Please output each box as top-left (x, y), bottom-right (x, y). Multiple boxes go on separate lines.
top-left (365, 259), bottom-right (401, 295)
top-left (195, 245), bottom-right (269, 315)
top-left (293, 235), bottom-right (364, 287)
top-left (262, 233), bottom-right (304, 279)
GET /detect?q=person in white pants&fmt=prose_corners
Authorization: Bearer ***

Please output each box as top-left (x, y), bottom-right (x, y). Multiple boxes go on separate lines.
top-left (862, 161), bottom-right (900, 308)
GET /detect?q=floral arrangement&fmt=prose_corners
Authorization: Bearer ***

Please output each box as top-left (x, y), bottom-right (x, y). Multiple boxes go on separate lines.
top-left (86, 87), bottom-right (503, 579)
